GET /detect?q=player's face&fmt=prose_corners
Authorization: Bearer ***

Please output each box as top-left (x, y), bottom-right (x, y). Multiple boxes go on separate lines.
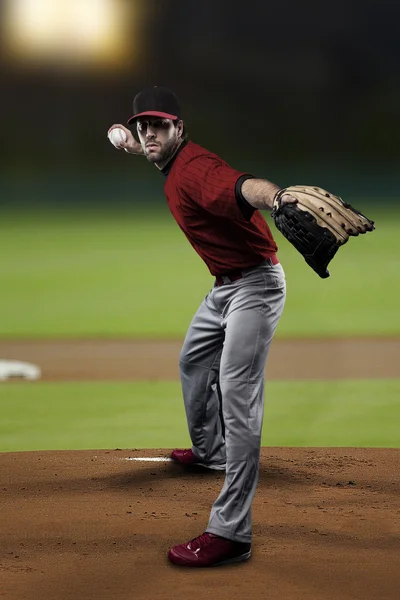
top-left (136, 117), bottom-right (183, 166)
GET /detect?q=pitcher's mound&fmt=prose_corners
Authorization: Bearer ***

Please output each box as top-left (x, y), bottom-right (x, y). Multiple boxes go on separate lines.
top-left (1, 447), bottom-right (399, 600)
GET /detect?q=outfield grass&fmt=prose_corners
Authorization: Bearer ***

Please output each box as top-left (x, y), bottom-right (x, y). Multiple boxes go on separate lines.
top-left (1, 379), bottom-right (399, 452)
top-left (0, 206), bottom-right (399, 338)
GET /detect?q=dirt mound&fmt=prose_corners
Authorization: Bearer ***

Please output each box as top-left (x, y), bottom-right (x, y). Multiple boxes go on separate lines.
top-left (1, 447), bottom-right (399, 600)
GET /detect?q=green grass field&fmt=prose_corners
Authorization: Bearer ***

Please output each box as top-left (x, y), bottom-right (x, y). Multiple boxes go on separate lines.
top-left (1, 379), bottom-right (399, 452)
top-left (0, 205), bottom-right (399, 338)
top-left (1, 204), bottom-right (399, 453)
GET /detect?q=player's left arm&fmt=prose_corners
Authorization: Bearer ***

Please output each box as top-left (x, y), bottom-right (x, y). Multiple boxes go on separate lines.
top-left (241, 179), bottom-right (297, 211)
top-left (180, 157), bottom-right (296, 217)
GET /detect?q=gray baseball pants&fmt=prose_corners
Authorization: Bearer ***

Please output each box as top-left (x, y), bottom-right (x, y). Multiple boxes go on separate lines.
top-left (179, 259), bottom-right (286, 544)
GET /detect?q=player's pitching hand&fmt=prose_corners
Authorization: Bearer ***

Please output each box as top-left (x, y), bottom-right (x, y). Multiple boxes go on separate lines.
top-left (107, 124), bottom-right (144, 155)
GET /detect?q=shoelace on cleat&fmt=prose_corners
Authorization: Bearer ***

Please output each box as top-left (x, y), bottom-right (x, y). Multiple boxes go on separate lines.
top-left (187, 532), bottom-right (216, 550)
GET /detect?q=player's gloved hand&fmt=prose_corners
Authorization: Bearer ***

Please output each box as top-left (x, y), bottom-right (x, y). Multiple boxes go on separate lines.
top-left (271, 185), bottom-right (375, 278)
top-left (107, 124), bottom-right (144, 155)
top-left (279, 193), bottom-right (298, 207)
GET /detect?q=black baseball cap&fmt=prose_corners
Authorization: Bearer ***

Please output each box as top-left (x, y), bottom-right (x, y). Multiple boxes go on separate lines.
top-left (127, 86), bottom-right (182, 125)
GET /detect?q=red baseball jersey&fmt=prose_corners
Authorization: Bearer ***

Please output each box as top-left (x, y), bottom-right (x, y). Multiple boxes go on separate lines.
top-left (163, 140), bottom-right (278, 276)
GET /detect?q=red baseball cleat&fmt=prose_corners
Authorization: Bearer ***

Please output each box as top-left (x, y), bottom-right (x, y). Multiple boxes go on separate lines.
top-left (170, 449), bottom-right (225, 471)
top-left (168, 532), bottom-right (251, 567)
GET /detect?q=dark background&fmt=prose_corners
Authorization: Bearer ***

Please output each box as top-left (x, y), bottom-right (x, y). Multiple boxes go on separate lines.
top-left (1, 0), bottom-right (398, 206)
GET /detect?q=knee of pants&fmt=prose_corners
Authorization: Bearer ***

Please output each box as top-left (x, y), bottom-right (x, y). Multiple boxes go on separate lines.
top-left (179, 354), bottom-right (211, 379)
top-left (179, 346), bottom-right (191, 370)
top-left (179, 338), bottom-right (192, 365)
top-left (179, 342), bottom-right (221, 373)
top-left (179, 352), bottom-right (199, 379)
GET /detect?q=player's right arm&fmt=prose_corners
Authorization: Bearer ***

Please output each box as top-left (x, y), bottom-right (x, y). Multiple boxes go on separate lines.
top-left (107, 124), bottom-right (144, 155)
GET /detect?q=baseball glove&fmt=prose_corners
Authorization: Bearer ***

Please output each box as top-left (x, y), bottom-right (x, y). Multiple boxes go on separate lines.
top-left (271, 185), bottom-right (375, 278)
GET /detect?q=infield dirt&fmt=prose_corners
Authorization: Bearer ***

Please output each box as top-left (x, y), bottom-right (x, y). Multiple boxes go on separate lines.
top-left (0, 337), bottom-right (399, 380)
top-left (1, 447), bottom-right (399, 600)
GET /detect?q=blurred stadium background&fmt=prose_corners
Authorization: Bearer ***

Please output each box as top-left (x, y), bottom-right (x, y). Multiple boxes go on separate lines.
top-left (0, 0), bottom-right (399, 451)
top-left (1, 0), bottom-right (398, 205)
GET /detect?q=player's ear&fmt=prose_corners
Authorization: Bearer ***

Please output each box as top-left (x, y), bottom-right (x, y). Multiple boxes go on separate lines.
top-left (176, 119), bottom-right (184, 139)
top-left (132, 122), bottom-right (140, 143)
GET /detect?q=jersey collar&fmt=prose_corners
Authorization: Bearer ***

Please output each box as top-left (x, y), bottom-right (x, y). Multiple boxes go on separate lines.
top-left (161, 140), bottom-right (188, 177)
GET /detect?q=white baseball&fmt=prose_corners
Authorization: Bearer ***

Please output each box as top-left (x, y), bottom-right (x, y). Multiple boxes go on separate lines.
top-left (108, 128), bottom-right (127, 147)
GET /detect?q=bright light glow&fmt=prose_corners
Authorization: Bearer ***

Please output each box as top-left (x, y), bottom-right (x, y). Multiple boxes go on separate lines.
top-left (2, 0), bottom-right (136, 69)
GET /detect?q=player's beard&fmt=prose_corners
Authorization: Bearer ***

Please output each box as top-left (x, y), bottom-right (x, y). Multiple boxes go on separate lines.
top-left (144, 135), bottom-right (179, 165)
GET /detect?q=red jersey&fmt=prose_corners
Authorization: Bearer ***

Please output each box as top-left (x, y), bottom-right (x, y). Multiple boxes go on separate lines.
top-left (163, 140), bottom-right (278, 276)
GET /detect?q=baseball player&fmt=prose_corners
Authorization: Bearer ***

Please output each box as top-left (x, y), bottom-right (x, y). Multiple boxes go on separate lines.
top-left (108, 86), bottom-right (297, 568)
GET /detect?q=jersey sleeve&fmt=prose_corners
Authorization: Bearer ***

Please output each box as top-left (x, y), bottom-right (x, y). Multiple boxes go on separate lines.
top-left (179, 155), bottom-right (256, 221)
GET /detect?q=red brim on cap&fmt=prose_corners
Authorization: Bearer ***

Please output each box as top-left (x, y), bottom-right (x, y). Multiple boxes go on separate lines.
top-left (127, 110), bottom-right (179, 125)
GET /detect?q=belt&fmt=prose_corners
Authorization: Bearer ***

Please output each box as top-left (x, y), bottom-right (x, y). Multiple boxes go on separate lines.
top-left (215, 255), bottom-right (279, 287)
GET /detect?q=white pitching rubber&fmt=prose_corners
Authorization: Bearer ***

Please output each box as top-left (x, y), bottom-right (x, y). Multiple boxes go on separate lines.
top-left (122, 457), bottom-right (173, 462)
